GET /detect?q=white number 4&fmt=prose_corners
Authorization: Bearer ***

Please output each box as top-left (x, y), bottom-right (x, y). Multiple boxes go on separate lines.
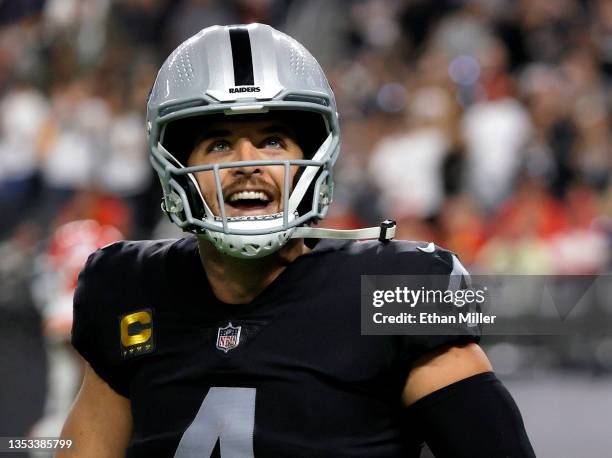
top-left (174, 387), bottom-right (256, 458)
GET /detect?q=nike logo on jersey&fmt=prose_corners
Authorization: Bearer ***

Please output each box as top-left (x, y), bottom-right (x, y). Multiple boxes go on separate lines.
top-left (416, 242), bottom-right (435, 253)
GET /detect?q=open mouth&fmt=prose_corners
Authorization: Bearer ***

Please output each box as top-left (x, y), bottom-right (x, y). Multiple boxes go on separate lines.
top-left (225, 190), bottom-right (276, 215)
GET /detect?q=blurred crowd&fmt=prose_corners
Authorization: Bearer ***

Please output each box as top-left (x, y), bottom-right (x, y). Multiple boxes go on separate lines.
top-left (0, 0), bottom-right (610, 275)
top-left (0, 0), bottom-right (610, 443)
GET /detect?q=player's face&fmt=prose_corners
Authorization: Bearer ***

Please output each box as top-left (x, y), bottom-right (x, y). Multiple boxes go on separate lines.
top-left (187, 119), bottom-right (304, 218)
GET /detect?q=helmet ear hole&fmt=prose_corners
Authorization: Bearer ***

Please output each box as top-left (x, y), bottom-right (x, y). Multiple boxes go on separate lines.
top-left (295, 169), bottom-right (332, 221)
top-left (186, 179), bottom-right (206, 219)
top-left (173, 174), bottom-right (206, 220)
top-left (296, 173), bottom-right (320, 219)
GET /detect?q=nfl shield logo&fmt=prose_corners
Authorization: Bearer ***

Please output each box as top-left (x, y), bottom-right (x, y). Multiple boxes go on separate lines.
top-left (216, 322), bottom-right (241, 353)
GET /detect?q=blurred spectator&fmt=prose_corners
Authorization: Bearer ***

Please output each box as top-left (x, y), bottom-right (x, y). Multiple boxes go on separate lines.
top-left (519, 63), bottom-right (573, 197)
top-left (461, 39), bottom-right (532, 211)
top-left (592, 0), bottom-right (612, 76)
top-left (53, 190), bottom-right (133, 238)
top-left (37, 79), bottom-right (100, 225)
top-left (368, 86), bottom-right (454, 218)
top-left (36, 219), bottom-right (123, 337)
top-left (516, 0), bottom-right (583, 63)
top-left (476, 176), bottom-right (566, 273)
top-left (549, 184), bottom-right (610, 274)
top-left (0, 83), bottom-right (48, 235)
top-left (165, 0), bottom-right (237, 45)
top-left (0, 1), bottom-right (44, 26)
top-left (96, 82), bottom-right (150, 201)
top-left (431, 0), bottom-right (494, 58)
top-left (571, 94), bottom-right (610, 191)
top-left (438, 194), bottom-right (487, 267)
top-left (109, 0), bottom-right (174, 49)
top-left (283, 0), bottom-right (352, 68)
top-left (30, 219), bottom-right (123, 438)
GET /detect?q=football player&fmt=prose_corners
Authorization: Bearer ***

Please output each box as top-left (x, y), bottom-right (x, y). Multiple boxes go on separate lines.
top-left (59, 24), bottom-right (535, 457)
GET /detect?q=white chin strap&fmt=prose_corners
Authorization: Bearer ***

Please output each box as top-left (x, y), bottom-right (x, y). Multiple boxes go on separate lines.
top-left (202, 212), bottom-right (297, 259)
top-left (291, 220), bottom-right (397, 242)
top-left (202, 218), bottom-right (396, 259)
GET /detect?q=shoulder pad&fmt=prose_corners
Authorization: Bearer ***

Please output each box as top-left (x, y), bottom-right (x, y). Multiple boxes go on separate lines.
top-left (79, 238), bottom-right (182, 294)
top-left (72, 238), bottom-right (183, 397)
top-left (340, 239), bottom-right (469, 279)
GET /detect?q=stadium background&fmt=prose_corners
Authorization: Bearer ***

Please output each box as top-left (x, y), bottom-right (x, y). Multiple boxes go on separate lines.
top-left (0, 0), bottom-right (610, 456)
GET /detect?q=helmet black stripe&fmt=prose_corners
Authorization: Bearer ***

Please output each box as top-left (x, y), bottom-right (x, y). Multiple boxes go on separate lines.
top-left (229, 27), bottom-right (254, 86)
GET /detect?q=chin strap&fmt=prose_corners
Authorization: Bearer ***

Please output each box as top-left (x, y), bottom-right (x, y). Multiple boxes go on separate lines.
top-left (290, 220), bottom-right (396, 242)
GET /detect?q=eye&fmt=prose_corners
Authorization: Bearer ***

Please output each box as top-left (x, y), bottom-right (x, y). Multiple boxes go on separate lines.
top-left (207, 140), bottom-right (230, 153)
top-left (261, 136), bottom-right (285, 150)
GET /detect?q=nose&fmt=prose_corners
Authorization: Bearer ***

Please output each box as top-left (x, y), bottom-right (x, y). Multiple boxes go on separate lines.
top-left (232, 139), bottom-right (262, 176)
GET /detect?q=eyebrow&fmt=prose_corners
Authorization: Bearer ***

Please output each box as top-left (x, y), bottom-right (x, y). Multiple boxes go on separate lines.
top-left (196, 128), bottom-right (233, 142)
top-left (259, 124), bottom-right (298, 139)
top-left (194, 124), bottom-right (298, 146)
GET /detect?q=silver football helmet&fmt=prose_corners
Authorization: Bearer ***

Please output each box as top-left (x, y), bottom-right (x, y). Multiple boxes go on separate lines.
top-left (148, 23), bottom-right (395, 258)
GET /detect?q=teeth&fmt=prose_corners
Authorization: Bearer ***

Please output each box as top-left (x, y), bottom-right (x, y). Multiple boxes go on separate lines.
top-left (228, 191), bottom-right (270, 203)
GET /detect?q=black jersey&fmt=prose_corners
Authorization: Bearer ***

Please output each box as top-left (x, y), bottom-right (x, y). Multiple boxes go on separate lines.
top-left (72, 237), bottom-right (480, 457)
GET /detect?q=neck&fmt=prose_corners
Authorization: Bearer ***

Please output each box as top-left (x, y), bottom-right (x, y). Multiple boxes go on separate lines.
top-left (197, 237), bottom-right (309, 304)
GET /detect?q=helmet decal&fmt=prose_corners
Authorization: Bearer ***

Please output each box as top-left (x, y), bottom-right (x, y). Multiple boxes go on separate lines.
top-left (229, 27), bottom-right (255, 86)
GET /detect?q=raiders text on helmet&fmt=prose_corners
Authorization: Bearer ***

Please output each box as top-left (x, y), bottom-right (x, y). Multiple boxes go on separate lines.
top-left (229, 86), bottom-right (261, 93)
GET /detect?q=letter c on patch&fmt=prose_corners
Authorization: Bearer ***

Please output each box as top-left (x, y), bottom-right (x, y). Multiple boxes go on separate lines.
top-left (120, 310), bottom-right (153, 347)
